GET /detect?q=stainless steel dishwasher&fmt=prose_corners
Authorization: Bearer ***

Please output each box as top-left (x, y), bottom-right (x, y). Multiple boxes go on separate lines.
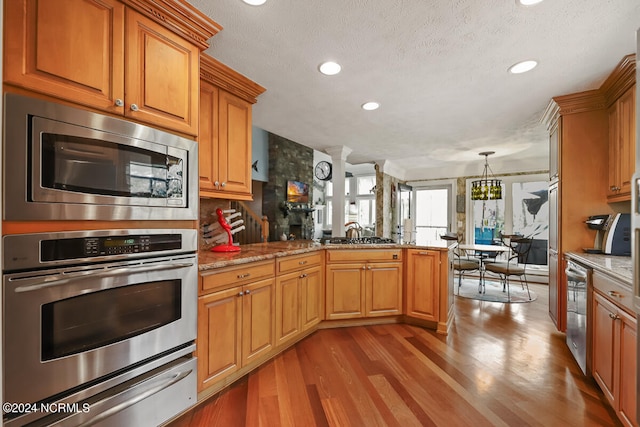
top-left (565, 260), bottom-right (592, 375)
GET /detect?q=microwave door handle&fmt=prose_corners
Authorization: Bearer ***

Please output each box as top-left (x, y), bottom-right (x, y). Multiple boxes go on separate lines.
top-left (73, 367), bottom-right (193, 427)
top-left (14, 262), bottom-right (195, 293)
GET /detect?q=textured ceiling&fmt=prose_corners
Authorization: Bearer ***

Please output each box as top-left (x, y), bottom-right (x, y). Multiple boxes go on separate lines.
top-left (188, 0), bottom-right (640, 180)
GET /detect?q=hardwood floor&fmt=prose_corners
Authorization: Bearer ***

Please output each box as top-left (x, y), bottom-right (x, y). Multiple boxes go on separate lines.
top-left (168, 284), bottom-right (621, 426)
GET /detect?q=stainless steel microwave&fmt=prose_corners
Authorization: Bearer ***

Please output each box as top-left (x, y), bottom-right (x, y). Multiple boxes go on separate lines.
top-left (3, 93), bottom-right (198, 221)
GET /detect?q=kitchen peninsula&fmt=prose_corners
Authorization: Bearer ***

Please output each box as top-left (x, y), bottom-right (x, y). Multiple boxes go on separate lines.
top-left (196, 241), bottom-right (453, 401)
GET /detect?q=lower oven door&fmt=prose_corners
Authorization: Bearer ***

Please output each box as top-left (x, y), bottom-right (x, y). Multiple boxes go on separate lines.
top-left (3, 254), bottom-right (197, 405)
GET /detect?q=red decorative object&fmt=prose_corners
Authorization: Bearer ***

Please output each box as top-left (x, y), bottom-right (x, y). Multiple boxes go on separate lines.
top-left (211, 208), bottom-right (241, 252)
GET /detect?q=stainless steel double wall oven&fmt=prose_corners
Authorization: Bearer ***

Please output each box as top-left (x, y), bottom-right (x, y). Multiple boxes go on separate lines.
top-left (2, 93), bottom-right (200, 426)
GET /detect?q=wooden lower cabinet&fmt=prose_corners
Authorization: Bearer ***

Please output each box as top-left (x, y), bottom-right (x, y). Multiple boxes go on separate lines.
top-left (405, 249), bottom-right (440, 322)
top-left (197, 277), bottom-right (275, 391)
top-left (275, 264), bottom-right (322, 346)
top-left (592, 291), bottom-right (637, 427)
top-left (325, 261), bottom-right (403, 320)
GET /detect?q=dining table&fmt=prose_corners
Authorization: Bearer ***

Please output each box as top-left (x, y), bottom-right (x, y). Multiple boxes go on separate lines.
top-left (458, 243), bottom-right (511, 293)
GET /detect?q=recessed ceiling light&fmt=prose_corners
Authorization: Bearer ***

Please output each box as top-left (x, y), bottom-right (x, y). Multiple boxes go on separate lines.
top-left (361, 102), bottom-right (380, 111)
top-left (242, 0), bottom-right (266, 5)
top-left (508, 60), bottom-right (538, 74)
top-left (319, 61), bottom-right (341, 76)
top-left (517, 0), bottom-right (544, 5)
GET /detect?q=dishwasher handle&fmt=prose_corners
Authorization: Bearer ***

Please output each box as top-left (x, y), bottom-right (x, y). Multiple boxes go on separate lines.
top-left (565, 264), bottom-right (588, 282)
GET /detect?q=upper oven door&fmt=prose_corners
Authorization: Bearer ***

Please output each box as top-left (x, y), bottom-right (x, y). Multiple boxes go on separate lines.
top-left (3, 254), bottom-right (198, 405)
top-left (3, 92), bottom-right (198, 221)
top-left (33, 116), bottom-right (187, 206)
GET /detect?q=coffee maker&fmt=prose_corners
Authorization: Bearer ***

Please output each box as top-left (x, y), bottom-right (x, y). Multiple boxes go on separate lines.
top-left (584, 214), bottom-right (612, 253)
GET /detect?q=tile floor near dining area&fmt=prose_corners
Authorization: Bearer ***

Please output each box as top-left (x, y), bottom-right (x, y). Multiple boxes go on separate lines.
top-left (168, 283), bottom-right (620, 427)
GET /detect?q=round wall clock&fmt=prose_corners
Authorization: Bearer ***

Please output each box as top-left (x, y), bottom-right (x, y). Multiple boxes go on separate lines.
top-left (314, 161), bottom-right (332, 181)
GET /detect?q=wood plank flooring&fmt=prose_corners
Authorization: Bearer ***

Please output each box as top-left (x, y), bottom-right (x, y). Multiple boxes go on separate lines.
top-left (168, 284), bottom-right (621, 426)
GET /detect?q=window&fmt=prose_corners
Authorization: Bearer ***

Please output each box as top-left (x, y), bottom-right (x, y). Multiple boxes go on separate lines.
top-left (324, 175), bottom-right (376, 232)
top-left (414, 187), bottom-right (450, 246)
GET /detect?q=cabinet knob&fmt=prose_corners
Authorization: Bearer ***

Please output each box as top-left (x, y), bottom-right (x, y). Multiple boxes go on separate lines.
top-left (299, 260), bottom-right (307, 265)
top-left (609, 313), bottom-right (620, 320)
top-left (214, 181), bottom-right (220, 188)
top-left (221, 182), bottom-right (226, 188)
top-left (367, 266), bottom-right (372, 270)
top-left (300, 273), bottom-right (307, 278)
top-left (130, 103), bottom-right (139, 112)
top-left (244, 289), bottom-right (251, 295)
top-left (115, 98), bottom-right (124, 107)
top-left (362, 265), bottom-right (366, 270)
top-left (237, 273), bottom-right (250, 279)
top-left (237, 291), bottom-right (244, 297)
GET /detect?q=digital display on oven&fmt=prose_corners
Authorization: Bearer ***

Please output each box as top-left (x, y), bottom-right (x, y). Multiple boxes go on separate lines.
top-left (103, 238), bottom-right (136, 247)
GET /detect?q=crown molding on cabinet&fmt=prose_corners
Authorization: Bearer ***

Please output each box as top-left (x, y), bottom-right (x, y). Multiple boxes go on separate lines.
top-left (123, 0), bottom-right (222, 50)
top-left (600, 53), bottom-right (636, 107)
top-left (200, 54), bottom-right (267, 104)
top-left (542, 53), bottom-right (636, 131)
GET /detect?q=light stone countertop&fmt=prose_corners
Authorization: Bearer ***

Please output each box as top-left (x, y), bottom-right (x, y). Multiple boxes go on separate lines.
top-left (199, 240), bottom-right (450, 271)
top-left (564, 252), bottom-right (632, 286)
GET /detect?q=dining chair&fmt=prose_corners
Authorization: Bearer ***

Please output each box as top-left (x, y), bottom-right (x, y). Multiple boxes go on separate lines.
top-left (483, 236), bottom-right (533, 301)
top-left (440, 234), bottom-right (481, 292)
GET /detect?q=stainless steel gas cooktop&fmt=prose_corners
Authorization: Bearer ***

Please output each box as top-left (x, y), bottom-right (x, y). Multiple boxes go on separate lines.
top-left (325, 236), bottom-right (396, 245)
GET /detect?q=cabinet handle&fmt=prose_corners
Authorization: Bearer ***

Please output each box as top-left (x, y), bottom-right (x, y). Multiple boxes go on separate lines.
top-left (300, 273), bottom-right (307, 278)
top-left (237, 273), bottom-right (251, 279)
top-left (608, 290), bottom-right (622, 298)
top-left (609, 313), bottom-right (620, 320)
top-left (299, 260), bottom-right (307, 265)
top-left (130, 103), bottom-right (139, 112)
top-left (244, 289), bottom-right (251, 295)
top-left (418, 251), bottom-right (428, 255)
top-left (115, 98), bottom-right (124, 107)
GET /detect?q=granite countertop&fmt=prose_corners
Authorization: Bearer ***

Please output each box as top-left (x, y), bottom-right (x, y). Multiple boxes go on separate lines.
top-left (565, 252), bottom-right (632, 285)
top-left (199, 241), bottom-right (450, 271)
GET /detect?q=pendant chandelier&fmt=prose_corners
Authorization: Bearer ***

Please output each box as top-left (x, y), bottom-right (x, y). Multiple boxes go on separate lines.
top-left (471, 151), bottom-right (502, 200)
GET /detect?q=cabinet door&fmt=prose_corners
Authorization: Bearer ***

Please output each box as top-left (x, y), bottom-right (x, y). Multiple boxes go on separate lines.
top-left (217, 89), bottom-right (253, 196)
top-left (301, 265), bottom-right (323, 331)
top-left (197, 286), bottom-right (242, 391)
top-left (4, 0), bottom-right (125, 113)
top-left (617, 86), bottom-right (636, 197)
top-left (325, 264), bottom-right (365, 320)
top-left (608, 103), bottom-right (621, 197)
top-left (405, 250), bottom-right (440, 322)
top-left (593, 292), bottom-right (617, 404)
top-left (275, 272), bottom-right (301, 346)
top-left (199, 81), bottom-right (219, 192)
top-left (365, 262), bottom-right (403, 317)
top-left (617, 309), bottom-right (637, 427)
top-left (242, 278), bottom-right (275, 366)
top-left (125, 9), bottom-right (199, 135)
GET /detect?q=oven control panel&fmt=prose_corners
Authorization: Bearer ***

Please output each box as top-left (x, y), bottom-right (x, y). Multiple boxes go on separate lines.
top-left (41, 234), bottom-right (182, 262)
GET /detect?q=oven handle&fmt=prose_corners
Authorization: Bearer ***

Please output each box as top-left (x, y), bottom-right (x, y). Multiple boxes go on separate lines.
top-left (14, 262), bottom-right (195, 293)
top-left (76, 367), bottom-right (193, 427)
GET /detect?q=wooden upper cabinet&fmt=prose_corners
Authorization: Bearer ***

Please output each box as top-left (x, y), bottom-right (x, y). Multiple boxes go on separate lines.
top-left (125, 8), bottom-right (200, 135)
top-left (4, 0), bottom-right (125, 113)
top-left (607, 85), bottom-right (636, 201)
top-left (199, 54), bottom-right (266, 200)
top-left (4, 0), bottom-right (221, 136)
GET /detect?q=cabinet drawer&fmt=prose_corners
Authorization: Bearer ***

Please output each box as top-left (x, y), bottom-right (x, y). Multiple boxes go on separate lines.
top-left (593, 270), bottom-right (633, 314)
top-left (277, 252), bottom-right (322, 275)
top-left (201, 260), bottom-right (275, 293)
top-left (326, 249), bottom-right (402, 263)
